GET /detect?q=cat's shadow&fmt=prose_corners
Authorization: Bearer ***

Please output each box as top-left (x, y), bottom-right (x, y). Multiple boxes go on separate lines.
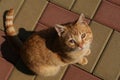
top-left (1, 10), bottom-right (54, 75)
top-left (1, 10), bottom-right (59, 75)
top-left (1, 28), bottom-right (34, 75)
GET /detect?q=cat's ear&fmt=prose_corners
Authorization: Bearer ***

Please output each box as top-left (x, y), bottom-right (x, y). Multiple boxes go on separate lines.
top-left (55, 24), bottom-right (66, 36)
top-left (76, 13), bottom-right (86, 24)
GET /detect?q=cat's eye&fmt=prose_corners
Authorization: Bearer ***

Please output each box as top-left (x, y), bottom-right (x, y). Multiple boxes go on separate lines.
top-left (69, 39), bottom-right (75, 43)
top-left (81, 33), bottom-right (86, 39)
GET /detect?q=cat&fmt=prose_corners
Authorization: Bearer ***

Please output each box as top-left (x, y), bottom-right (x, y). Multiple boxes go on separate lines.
top-left (5, 9), bottom-right (93, 76)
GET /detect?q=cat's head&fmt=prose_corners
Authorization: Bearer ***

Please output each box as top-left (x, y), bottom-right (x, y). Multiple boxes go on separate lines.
top-left (55, 13), bottom-right (93, 51)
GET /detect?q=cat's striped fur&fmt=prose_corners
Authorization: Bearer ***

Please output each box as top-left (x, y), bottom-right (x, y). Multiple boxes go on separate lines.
top-left (5, 9), bottom-right (16, 36)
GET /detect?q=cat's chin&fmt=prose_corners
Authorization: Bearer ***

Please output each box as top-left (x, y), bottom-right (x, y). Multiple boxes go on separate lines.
top-left (77, 47), bottom-right (83, 50)
top-left (77, 46), bottom-right (88, 50)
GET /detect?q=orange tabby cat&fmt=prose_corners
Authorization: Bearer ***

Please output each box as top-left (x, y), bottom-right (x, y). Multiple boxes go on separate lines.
top-left (5, 9), bottom-right (93, 76)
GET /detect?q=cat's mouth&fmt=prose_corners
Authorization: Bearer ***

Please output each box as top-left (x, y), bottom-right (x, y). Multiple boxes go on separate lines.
top-left (77, 47), bottom-right (83, 50)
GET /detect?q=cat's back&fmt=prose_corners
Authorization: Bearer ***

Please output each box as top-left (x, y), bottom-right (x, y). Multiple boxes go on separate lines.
top-left (21, 33), bottom-right (57, 66)
top-left (23, 33), bottom-right (48, 54)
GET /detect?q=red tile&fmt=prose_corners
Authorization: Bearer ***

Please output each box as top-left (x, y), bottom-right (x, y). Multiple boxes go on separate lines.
top-left (39, 3), bottom-right (79, 27)
top-left (0, 57), bottom-right (13, 80)
top-left (94, 0), bottom-right (120, 32)
top-left (107, 0), bottom-right (120, 6)
top-left (0, 31), bottom-right (5, 57)
top-left (62, 65), bottom-right (101, 80)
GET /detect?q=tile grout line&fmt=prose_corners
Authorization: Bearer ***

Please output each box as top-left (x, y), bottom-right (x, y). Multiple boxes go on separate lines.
top-left (14, 0), bottom-right (25, 21)
top-left (61, 65), bottom-right (71, 80)
top-left (31, 1), bottom-right (49, 31)
top-left (107, 0), bottom-right (120, 7)
top-left (69, 0), bottom-right (77, 11)
top-left (71, 65), bottom-right (103, 80)
top-left (59, 66), bottom-right (68, 80)
top-left (33, 1), bottom-right (49, 31)
top-left (69, 0), bottom-right (77, 10)
top-left (92, 0), bottom-right (102, 20)
top-left (92, 30), bottom-right (114, 74)
top-left (74, 64), bottom-right (103, 80)
top-left (91, 0), bottom-right (102, 19)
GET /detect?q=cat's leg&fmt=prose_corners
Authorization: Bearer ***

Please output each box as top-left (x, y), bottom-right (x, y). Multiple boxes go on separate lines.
top-left (85, 49), bottom-right (91, 56)
top-left (77, 57), bottom-right (88, 65)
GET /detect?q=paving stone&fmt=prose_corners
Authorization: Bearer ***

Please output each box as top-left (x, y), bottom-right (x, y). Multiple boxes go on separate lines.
top-left (35, 66), bottom-right (67, 80)
top-left (0, 0), bottom-right (24, 30)
top-left (39, 3), bottom-right (79, 27)
top-left (0, 57), bottom-right (13, 80)
top-left (62, 65), bottom-right (101, 80)
top-left (71, 0), bottom-right (101, 19)
top-left (50, 0), bottom-right (75, 10)
top-left (9, 59), bottom-right (35, 80)
top-left (75, 21), bottom-right (113, 73)
top-left (14, 0), bottom-right (48, 33)
top-left (94, 0), bottom-right (120, 32)
top-left (107, 0), bottom-right (120, 6)
top-left (93, 31), bottom-right (120, 80)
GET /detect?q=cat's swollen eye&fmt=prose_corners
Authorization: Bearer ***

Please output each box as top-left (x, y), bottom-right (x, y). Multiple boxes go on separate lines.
top-left (81, 33), bottom-right (86, 39)
top-left (69, 39), bottom-right (75, 44)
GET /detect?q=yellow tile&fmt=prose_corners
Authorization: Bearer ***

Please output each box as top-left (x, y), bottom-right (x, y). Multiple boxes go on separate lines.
top-left (71, 0), bottom-right (101, 19)
top-left (14, 0), bottom-right (48, 33)
top-left (94, 31), bottom-right (120, 80)
top-left (0, 0), bottom-right (24, 30)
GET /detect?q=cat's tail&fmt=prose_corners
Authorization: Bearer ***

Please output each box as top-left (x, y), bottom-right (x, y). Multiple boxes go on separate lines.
top-left (5, 9), bottom-right (23, 48)
top-left (5, 9), bottom-right (17, 36)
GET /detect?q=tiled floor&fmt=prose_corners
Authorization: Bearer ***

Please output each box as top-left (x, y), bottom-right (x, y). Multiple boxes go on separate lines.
top-left (0, 0), bottom-right (120, 80)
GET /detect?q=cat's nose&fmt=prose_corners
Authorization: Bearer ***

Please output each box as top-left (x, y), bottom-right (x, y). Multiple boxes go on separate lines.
top-left (79, 44), bottom-right (83, 49)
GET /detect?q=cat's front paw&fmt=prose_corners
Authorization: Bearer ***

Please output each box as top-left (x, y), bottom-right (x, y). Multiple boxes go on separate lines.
top-left (85, 49), bottom-right (91, 56)
top-left (78, 57), bottom-right (88, 65)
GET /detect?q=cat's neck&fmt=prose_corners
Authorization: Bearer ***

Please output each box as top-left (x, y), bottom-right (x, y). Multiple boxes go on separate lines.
top-left (51, 37), bottom-right (63, 52)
